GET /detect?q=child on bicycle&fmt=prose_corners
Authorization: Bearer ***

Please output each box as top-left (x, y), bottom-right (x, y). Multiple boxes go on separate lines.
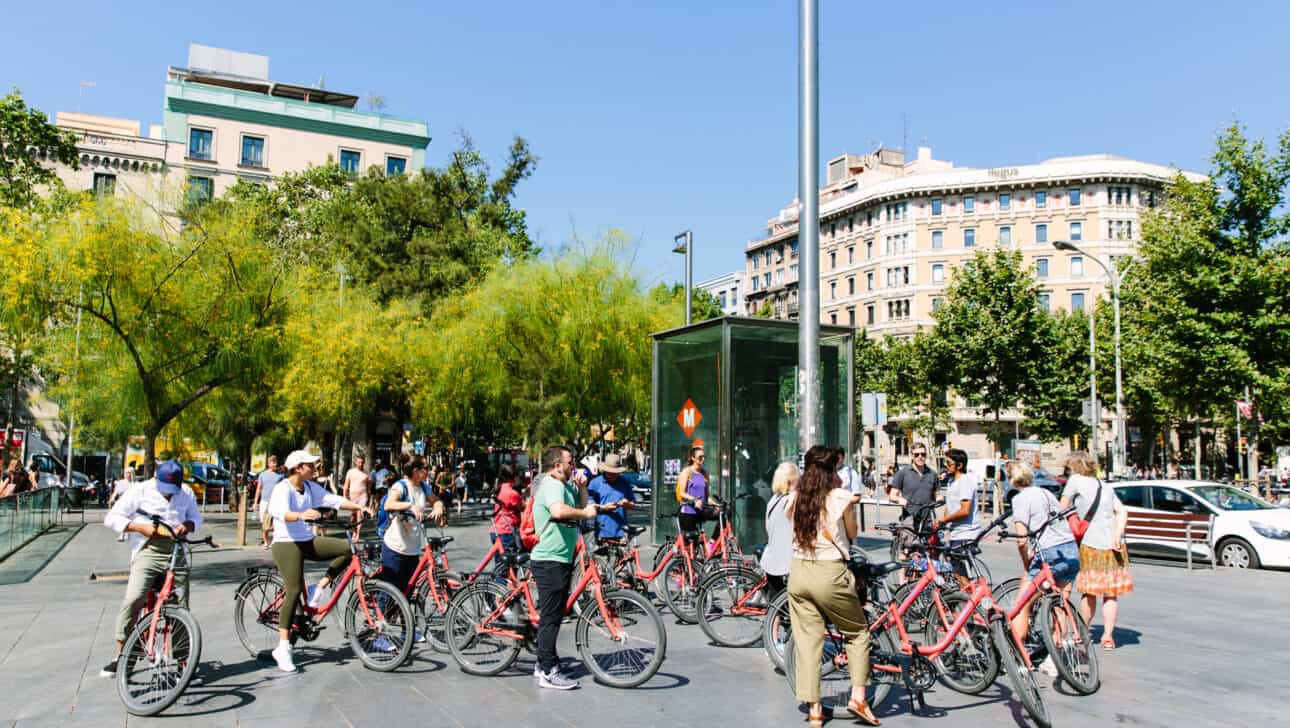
top-left (1008, 461), bottom-right (1079, 677)
top-left (268, 449), bottom-right (373, 673)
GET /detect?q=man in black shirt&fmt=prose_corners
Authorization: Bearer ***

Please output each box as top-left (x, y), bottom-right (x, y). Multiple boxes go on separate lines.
top-left (890, 443), bottom-right (939, 553)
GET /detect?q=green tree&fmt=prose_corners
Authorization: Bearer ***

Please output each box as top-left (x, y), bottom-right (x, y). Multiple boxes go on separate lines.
top-left (885, 332), bottom-right (953, 442)
top-left (649, 283), bottom-right (723, 322)
top-left (0, 90), bottom-right (80, 209)
top-left (1023, 310), bottom-right (1091, 443)
top-left (933, 249), bottom-right (1051, 451)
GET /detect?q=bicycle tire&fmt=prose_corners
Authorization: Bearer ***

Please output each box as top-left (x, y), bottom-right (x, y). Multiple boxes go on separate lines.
top-left (1038, 593), bottom-right (1100, 695)
top-left (696, 564), bottom-right (768, 647)
top-left (762, 588), bottom-right (791, 673)
top-left (117, 606), bottom-right (201, 716)
top-left (924, 590), bottom-right (999, 695)
top-left (660, 553), bottom-right (703, 623)
top-left (990, 617), bottom-right (1051, 728)
top-left (445, 580), bottom-right (522, 676)
top-left (344, 580), bottom-right (415, 671)
top-left (412, 572), bottom-right (458, 653)
top-left (576, 588), bottom-right (668, 688)
top-left (992, 577), bottom-right (1048, 664)
top-left (233, 571), bottom-right (284, 659)
top-left (783, 623), bottom-right (898, 712)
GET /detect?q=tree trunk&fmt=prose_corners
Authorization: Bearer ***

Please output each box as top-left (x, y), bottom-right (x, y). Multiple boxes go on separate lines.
top-left (144, 426), bottom-right (159, 477)
top-left (1193, 426), bottom-right (1202, 478)
top-left (2, 372), bottom-right (18, 465)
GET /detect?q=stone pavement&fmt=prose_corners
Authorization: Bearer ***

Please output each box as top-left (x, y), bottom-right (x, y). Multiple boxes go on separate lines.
top-left (1, 505), bottom-right (1286, 727)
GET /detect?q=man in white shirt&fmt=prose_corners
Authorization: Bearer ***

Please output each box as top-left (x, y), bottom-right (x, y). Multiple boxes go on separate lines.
top-left (100, 460), bottom-right (201, 678)
top-left (107, 468), bottom-right (135, 508)
top-left (932, 448), bottom-right (981, 587)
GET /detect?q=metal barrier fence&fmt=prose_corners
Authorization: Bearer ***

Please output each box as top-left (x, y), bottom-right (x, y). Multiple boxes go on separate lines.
top-left (0, 488), bottom-right (63, 562)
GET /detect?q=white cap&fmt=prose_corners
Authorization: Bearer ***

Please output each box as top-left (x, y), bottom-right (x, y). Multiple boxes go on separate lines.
top-left (284, 450), bottom-right (321, 471)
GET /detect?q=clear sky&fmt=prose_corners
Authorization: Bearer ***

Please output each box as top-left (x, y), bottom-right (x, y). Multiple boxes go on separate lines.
top-left (5, 1), bottom-right (1287, 285)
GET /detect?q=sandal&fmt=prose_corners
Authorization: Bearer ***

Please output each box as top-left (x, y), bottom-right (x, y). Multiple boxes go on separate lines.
top-left (1101, 639), bottom-right (1116, 651)
top-left (847, 698), bottom-right (881, 726)
top-left (807, 704), bottom-right (825, 726)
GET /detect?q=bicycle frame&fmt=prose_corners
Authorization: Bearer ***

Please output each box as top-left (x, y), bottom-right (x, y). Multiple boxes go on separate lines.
top-left (138, 539), bottom-right (188, 661)
top-left (1004, 559), bottom-right (1059, 622)
top-left (258, 527), bottom-right (392, 634)
top-left (611, 528), bottom-right (700, 584)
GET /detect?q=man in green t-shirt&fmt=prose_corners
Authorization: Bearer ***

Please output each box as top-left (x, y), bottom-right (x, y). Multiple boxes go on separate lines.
top-left (531, 445), bottom-right (619, 690)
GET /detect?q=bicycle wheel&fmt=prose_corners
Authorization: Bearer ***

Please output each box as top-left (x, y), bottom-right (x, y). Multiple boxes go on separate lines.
top-left (697, 565), bottom-right (768, 647)
top-left (233, 571), bottom-right (284, 658)
top-left (445, 580), bottom-right (522, 676)
top-left (344, 580), bottom-right (415, 671)
top-left (924, 591), bottom-right (999, 695)
top-left (1038, 593), bottom-right (1100, 695)
top-left (783, 624), bottom-right (898, 712)
top-left (576, 588), bottom-right (667, 688)
top-left (412, 572), bottom-right (458, 653)
top-left (992, 578), bottom-right (1048, 664)
top-left (990, 617), bottom-right (1051, 728)
top-left (762, 589), bottom-right (791, 673)
top-left (117, 606), bottom-right (201, 716)
top-left (660, 555), bottom-right (703, 623)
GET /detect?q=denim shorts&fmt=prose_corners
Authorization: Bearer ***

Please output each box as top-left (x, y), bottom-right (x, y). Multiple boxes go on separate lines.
top-left (1028, 541), bottom-right (1081, 583)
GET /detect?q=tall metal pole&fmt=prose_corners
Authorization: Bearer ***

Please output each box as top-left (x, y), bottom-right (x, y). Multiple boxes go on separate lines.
top-left (684, 231), bottom-right (693, 325)
top-left (797, 0), bottom-right (820, 452)
top-left (65, 289), bottom-right (83, 488)
top-left (1112, 272), bottom-right (1126, 475)
top-left (1088, 306), bottom-right (1099, 462)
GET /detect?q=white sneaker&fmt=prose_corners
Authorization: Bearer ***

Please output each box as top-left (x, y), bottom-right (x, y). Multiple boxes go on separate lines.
top-left (272, 642), bottom-right (297, 673)
top-left (307, 585), bottom-right (323, 608)
top-left (372, 636), bottom-right (398, 653)
top-left (414, 631), bottom-right (427, 644)
top-left (1038, 656), bottom-right (1059, 677)
top-left (536, 667), bottom-right (579, 690)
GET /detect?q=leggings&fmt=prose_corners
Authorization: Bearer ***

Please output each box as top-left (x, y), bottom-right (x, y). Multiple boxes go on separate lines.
top-left (678, 512), bottom-right (720, 541)
top-left (272, 537), bottom-right (350, 629)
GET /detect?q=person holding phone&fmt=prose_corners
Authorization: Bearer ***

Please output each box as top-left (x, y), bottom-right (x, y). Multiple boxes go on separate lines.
top-left (586, 453), bottom-right (636, 540)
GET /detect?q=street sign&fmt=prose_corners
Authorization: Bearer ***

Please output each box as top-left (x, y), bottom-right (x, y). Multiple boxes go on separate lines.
top-left (1080, 400), bottom-right (1095, 426)
top-left (861, 392), bottom-right (888, 426)
top-left (676, 399), bottom-right (702, 438)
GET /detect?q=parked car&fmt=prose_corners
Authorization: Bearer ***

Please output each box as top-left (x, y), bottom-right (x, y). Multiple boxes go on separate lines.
top-left (185, 462), bottom-right (231, 501)
top-left (1114, 479), bottom-right (1290, 569)
top-left (1003, 467), bottom-right (1064, 507)
top-left (620, 471), bottom-right (653, 502)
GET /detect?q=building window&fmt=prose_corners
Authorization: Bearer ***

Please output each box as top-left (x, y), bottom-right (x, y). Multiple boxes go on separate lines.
top-left (1036, 190), bottom-right (1047, 208)
top-left (765, 251), bottom-right (772, 267)
top-left (931, 230), bottom-right (944, 249)
top-left (753, 256), bottom-right (759, 270)
top-left (931, 198), bottom-right (943, 216)
top-left (829, 251), bottom-right (836, 269)
top-left (1035, 223), bottom-right (1048, 243)
top-left (186, 175), bottom-right (214, 204)
top-left (865, 304), bottom-right (873, 324)
top-left (964, 228), bottom-right (976, 247)
top-left (752, 277), bottom-right (759, 291)
top-left (1069, 188), bottom-right (1081, 206)
top-left (847, 277), bottom-right (855, 295)
top-left (237, 135), bottom-right (264, 167)
top-left (830, 312), bottom-right (837, 324)
top-left (1038, 292), bottom-right (1051, 312)
top-left (999, 226), bottom-right (1012, 246)
top-left (848, 246), bottom-right (855, 264)
top-left (932, 263), bottom-right (945, 283)
top-left (1036, 258), bottom-right (1049, 278)
top-left (999, 193), bottom-right (1011, 211)
top-left (763, 272), bottom-right (770, 287)
top-left (903, 266), bottom-right (911, 285)
top-left (1071, 255), bottom-right (1084, 277)
top-left (1070, 221), bottom-right (1083, 241)
top-left (886, 268), bottom-right (894, 287)
top-left (791, 240), bottom-right (800, 257)
top-left (188, 128), bottom-right (213, 160)
top-left (731, 289), bottom-right (738, 306)
top-left (848, 308), bottom-right (856, 326)
top-left (92, 172), bottom-right (116, 196)
top-left (386, 156), bottom-right (407, 175)
top-left (790, 263), bottom-right (798, 279)
top-left (865, 240), bottom-right (872, 259)
top-left (866, 271), bottom-right (874, 290)
top-left (340, 149), bottom-right (362, 174)
top-left (932, 297), bottom-right (944, 312)
top-left (1071, 292), bottom-right (1086, 311)
top-left (718, 292), bottom-right (728, 308)
top-left (830, 281), bottom-right (836, 300)
top-left (963, 195), bottom-right (975, 213)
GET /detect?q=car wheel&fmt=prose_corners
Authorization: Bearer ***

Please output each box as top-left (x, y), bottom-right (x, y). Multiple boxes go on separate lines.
top-left (1217, 538), bottom-right (1260, 569)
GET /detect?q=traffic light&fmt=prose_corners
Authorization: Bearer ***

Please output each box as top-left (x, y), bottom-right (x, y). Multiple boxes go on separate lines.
top-left (1073, 433), bottom-right (1081, 450)
top-left (1157, 432), bottom-right (1165, 448)
top-left (1238, 437), bottom-right (1248, 454)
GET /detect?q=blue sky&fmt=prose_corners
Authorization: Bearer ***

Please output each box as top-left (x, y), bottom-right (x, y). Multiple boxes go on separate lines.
top-left (5, 1), bottom-right (1288, 285)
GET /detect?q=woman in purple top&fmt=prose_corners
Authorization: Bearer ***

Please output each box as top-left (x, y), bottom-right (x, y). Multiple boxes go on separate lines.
top-left (675, 446), bottom-right (718, 534)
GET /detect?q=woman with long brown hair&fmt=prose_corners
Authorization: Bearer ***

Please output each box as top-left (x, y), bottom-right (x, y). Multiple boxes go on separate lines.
top-left (785, 446), bottom-right (878, 726)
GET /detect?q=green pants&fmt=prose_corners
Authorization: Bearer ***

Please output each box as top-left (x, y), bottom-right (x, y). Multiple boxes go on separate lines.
top-left (272, 538), bottom-right (350, 629)
top-left (115, 540), bottom-right (188, 642)
top-left (788, 557), bottom-right (870, 703)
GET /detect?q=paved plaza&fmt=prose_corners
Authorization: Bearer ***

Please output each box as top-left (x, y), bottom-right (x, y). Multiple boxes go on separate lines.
top-left (0, 505), bottom-right (1285, 727)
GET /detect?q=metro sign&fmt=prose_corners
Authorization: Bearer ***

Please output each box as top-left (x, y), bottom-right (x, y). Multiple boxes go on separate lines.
top-left (676, 399), bottom-right (702, 438)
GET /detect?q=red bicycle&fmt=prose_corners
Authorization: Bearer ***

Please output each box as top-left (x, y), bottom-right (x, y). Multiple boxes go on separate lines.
top-left (115, 512), bottom-right (217, 716)
top-left (233, 513), bottom-right (416, 671)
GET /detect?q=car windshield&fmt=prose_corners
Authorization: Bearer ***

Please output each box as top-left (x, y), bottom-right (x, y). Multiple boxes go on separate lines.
top-left (1190, 486), bottom-right (1273, 511)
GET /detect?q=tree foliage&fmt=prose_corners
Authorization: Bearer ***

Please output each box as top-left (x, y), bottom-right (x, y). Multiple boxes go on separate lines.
top-left (0, 90), bottom-right (80, 209)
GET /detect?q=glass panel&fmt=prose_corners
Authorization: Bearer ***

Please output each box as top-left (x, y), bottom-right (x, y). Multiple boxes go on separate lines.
top-left (340, 149), bottom-right (361, 173)
top-left (0, 489), bottom-right (62, 561)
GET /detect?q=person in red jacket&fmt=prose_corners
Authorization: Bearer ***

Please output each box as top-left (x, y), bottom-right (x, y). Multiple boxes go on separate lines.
top-left (489, 464), bottom-right (524, 554)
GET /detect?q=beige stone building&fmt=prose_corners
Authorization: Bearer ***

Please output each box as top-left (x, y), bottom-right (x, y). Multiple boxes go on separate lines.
top-left (742, 146), bottom-right (1204, 464)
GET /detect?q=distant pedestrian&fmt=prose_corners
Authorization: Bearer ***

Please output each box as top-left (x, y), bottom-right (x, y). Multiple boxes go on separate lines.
top-left (585, 454), bottom-right (635, 541)
top-left (343, 455), bottom-right (372, 529)
top-left (760, 461), bottom-right (799, 595)
top-left (675, 445), bottom-right (719, 537)
top-left (1, 457), bottom-right (33, 497)
top-left (255, 455), bottom-right (286, 550)
top-left (1060, 450), bottom-right (1131, 650)
top-left (488, 464), bottom-right (524, 554)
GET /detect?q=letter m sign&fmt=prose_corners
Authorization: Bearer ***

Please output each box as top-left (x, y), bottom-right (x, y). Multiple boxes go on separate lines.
top-left (676, 399), bottom-right (702, 438)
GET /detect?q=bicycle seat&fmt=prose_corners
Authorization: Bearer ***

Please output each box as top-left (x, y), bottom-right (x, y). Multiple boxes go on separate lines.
top-left (428, 536), bottom-right (454, 548)
top-left (500, 552), bottom-right (530, 567)
top-left (857, 561), bottom-right (901, 579)
top-left (625, 525), bottom-right (647, 538)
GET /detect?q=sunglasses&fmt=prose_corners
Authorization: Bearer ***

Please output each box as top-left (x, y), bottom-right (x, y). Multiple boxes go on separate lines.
top-left (912, 452), bottom-right (927, 457)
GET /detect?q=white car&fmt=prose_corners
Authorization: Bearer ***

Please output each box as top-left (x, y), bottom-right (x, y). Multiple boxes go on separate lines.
top-left (1114, 480), bottom-right (1290, 569)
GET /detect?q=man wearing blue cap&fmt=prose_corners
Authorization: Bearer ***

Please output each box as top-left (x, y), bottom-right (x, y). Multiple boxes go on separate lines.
top-left (100, 460), bottom-right (201, 678)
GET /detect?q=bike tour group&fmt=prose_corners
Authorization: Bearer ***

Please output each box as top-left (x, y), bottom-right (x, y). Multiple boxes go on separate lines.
top-left (98, 440), bottom-right (1131, 726)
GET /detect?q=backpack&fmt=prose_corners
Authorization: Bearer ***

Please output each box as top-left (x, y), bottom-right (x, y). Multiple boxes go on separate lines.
top-left (377, 479), bottom-right (425, 538)
top-left (519, 491), bottom-right (540, 551)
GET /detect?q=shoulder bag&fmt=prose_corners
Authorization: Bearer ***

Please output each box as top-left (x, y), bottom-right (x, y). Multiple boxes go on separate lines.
top-left (1066, 478), bottom-right (1103, 544)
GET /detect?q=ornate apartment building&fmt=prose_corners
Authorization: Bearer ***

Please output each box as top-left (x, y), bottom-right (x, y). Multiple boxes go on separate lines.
top-left (742, 146), bottom-right (1204, 461)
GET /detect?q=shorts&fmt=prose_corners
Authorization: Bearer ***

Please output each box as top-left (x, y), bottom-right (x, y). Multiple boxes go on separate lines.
top-left (1027, 541), bottom-right (1081, 584)
top-left (351, 493), bottom-right (369, 509)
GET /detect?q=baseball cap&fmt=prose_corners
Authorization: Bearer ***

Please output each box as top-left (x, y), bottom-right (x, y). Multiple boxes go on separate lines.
top-left (284, 450), bottom-right (321, 471)
top-left (155, 460), bottom-right (184, 495)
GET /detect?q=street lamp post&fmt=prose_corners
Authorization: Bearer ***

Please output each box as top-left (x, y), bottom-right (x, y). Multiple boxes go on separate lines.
top-left (673, 231), bottom-right (693, 325)
top-left (1053, 240), bottom-right (1130, 474)
top-left (797, 0), bottom-right (821, 452)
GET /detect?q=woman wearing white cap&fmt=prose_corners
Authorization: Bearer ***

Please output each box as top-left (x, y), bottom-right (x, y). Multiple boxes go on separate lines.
top-left (268, 449), bottom-right (373, 672)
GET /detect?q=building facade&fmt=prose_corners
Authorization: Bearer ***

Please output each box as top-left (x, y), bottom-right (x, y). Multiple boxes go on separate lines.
top-left (696, 270), bottom-right (745, 317)
top-left (743, 146), bottom-right (1204, 464)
